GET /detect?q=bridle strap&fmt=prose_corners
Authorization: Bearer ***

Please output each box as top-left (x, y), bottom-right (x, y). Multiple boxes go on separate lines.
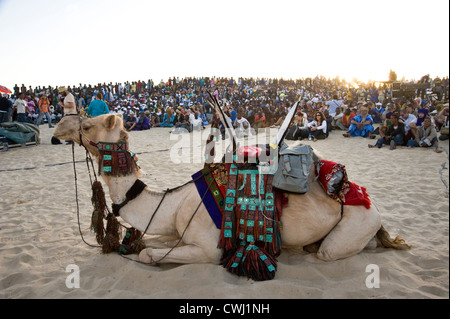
top-left (112, 179), bottom-right (147, 216)
top-left (76, 115), bottom-right (97, 149)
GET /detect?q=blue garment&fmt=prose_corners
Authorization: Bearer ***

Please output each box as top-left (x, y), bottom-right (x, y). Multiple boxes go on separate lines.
top-left (160, 113), bottom-right (175, 127)
top-left (87, 99), bottom-right (109, 117)
top-left (349, 114), bottom-right (374, 137)
top-left (326, 100), bottom-right (342, 115)
top-left (372, 107), bottom-right (384, 124)
top-left (407, 137), bottom-right (438, 148)
top-left (230, 110), bottom-right (237, 123)
top-left (201, 114), bottom-right (209, 126)
top-left (375, 134), bottom-right (404, 148)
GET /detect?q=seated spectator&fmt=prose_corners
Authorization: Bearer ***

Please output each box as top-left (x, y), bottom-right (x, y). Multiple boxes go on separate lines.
top-left (270, 115), bottom-right (285, 128)
top-left (331, 107), bottom-right (345, 130)
top-left (399, 108), bottom-right (417, 141)
top-left (372, 103), bottom-right (384, 123)
top-left (368, 114), bottom-right (405, 150)
top-left (415, 108), bottom-right (429, 127)
top-left (160, 108), bottom-right (175, 127)
top-left (435, 105), bottom-right (449, 140)
top-left (307, 111), bottom-right (327, 141)
top-left (342, 107), bottom-right (356, 129)
top-left (382, 103), bottom-right (395, 126)
top-left (343, 105), bottom-right (374, 138)
top-left (173, 111), bottom-right (192, 133)
top-left (150, 113), bottom-right (160, 127)
top-left (134, 111), bottom-right (151, 131)
top-left (286, 111), bottom-right (309, 140)
top-left (124, 111), bottom-right (137, 131)
top-left (406, 117), bottom-right (443, 153)
top-left (323, 109), bottom-right (332, 135)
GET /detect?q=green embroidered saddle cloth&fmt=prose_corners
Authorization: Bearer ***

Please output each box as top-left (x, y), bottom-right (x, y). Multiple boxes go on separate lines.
top-left (218, 161), bottom-right (283, 281)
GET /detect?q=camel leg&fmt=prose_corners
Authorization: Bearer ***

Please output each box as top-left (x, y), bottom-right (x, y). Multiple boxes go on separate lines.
top-left (139, 244), bottom-right (222, 265)
top-left (316, 205), bottom-right (381, 261)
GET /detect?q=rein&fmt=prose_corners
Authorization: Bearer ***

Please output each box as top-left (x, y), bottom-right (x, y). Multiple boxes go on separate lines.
top-left (71, 115), bottom-right (216, 265)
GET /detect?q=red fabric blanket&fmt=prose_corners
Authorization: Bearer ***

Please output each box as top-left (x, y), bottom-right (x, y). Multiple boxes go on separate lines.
top-left (316, 160), bottom-right (371, 209)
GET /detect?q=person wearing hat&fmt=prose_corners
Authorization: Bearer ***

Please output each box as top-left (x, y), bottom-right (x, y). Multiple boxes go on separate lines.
top-left (57, 86), bottom-right (77, 115)
top-left (372, 102), bottom-right (384, 124)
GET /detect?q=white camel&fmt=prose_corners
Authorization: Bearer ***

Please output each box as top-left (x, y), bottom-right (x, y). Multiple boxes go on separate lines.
top-left (54, 114), bottom-right (409, 267)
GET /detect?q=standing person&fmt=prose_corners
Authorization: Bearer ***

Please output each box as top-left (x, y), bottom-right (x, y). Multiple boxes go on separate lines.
top-left (325, 95), bottom-right (342, 117)
top-left (57, 86), bottom-right (77, 115)
top-left (253, 111), bottom-right (266, 132)
top-left (0, 94), bottom-right (12, 123)
top-left (57, 86), bottom-right (77, 144)
top-left (35, 94), bottom-right (53, 127)
top-left (233, 112), bottom-right (252, 137)
top-left (78, 95), bottom-right (86, 113)
top-left (11, 93), bottom-right (27, 122)
top-left (86, 93), bottom-right (109, 117)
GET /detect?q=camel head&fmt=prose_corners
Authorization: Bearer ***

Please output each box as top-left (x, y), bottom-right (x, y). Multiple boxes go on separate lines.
top-left (54, 114), bottom-right (129, 157)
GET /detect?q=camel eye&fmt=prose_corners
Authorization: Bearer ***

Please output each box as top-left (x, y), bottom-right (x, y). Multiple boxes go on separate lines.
top-left (82, 124), bottom-right (92, 131)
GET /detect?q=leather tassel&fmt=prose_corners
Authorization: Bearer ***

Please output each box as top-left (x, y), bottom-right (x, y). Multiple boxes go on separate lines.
top-left (91, 209), bottom-right (104, 245)
top-left (91, 181), bottom-right (107, 245)
top-left (102, 213), bottom-right (121, 254)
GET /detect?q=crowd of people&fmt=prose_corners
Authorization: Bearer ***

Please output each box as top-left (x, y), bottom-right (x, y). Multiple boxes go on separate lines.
top-left (1, 75), bottom-right (448, 152)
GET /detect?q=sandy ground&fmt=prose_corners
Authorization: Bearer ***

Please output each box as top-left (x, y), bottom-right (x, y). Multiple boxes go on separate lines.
top-left (0, 122), bottom-right (448, 299)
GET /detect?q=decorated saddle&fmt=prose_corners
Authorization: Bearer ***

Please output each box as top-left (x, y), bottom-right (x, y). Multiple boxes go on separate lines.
top-left (192, 145), bottom-right (371, 281)
top-left (315, 160), bottom-right (371, 209)
top-left (192, 145), bottom-right (287, 281)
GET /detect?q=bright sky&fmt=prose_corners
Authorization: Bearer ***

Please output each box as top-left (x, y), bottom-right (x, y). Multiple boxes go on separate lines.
top-left (0, 0), bottom-right (448, 91)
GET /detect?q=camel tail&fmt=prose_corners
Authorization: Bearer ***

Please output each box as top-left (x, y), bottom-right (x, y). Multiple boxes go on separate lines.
top-left (376, 224), bottom-right (411, 250)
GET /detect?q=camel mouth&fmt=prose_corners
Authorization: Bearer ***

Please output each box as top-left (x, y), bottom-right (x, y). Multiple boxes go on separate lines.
top-left (53, 126), bottom-right (73, 140)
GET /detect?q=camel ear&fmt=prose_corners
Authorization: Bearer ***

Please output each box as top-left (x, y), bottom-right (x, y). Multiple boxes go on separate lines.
top-left (104, 114), bottom-right (117, 130)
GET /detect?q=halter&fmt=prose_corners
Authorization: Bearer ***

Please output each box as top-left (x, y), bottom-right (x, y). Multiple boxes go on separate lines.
top-left (75, 115), bottom-right (138, 177)
top-left (70, 114), bottom-right (215, 265)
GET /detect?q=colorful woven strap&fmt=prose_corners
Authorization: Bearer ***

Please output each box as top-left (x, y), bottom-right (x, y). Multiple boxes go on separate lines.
top-left (97, 142), bottom-right (129, 152)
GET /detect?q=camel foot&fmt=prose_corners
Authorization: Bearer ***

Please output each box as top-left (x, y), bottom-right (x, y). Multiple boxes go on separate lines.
top-left (139, 248), bottom-right (155, 264)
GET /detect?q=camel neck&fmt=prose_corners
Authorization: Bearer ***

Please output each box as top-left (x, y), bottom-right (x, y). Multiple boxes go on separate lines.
top-left (101, 174), bottom-right (139, 204)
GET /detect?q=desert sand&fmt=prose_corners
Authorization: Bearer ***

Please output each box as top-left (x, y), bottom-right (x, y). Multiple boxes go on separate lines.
top-left (0, 122), bottom-right (448, 299)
